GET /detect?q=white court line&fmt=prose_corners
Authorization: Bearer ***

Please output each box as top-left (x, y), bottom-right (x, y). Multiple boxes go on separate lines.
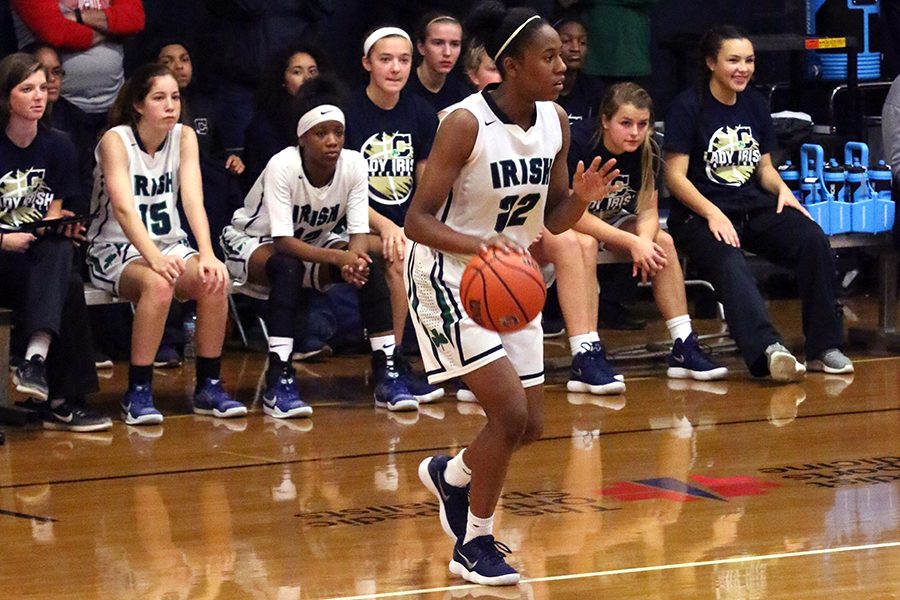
top-left (324, 540), bottom-right (900, 600)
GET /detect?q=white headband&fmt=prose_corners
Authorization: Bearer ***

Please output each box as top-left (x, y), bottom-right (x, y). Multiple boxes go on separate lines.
top-left (296, 104), bottom-right (345, 139)
top-left (493, 15), bottom-right (541, 62)
top-left (363, 27), bottom-right (412, 56)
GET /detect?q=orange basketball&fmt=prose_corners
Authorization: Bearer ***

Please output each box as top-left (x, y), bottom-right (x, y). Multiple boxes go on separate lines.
top-left (459, 248), bottom-right (546, 333)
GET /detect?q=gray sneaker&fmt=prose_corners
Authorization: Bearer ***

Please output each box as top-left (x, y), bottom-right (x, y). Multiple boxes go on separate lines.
top-left (765, 343), bottom-right (806, 383)
top-left (806, 348), bottom-right (854, 374)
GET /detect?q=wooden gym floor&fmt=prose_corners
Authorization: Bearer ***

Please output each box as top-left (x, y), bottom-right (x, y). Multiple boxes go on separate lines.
top-left (2, 295), bottom-right (900, 599)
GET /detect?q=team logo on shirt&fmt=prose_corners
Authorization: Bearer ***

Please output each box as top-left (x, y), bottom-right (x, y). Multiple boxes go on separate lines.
top-left (0, 168), bottom-right (52, 214)
top-left (703, 125), bottom-right (760, 186)
top-left (361, 132), bottom-right (414, 205)
top-left (193, 117), bottom-right (209, 135)
top-left (588, 174), bottom-right (633, 215)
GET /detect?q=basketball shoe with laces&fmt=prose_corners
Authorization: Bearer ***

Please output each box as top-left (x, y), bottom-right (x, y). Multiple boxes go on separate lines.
top-left (666, 332), bottom-right (728, 380)
top-left (371, 349), bottom-right (417, 411)
top-left (566, 342), bottom-right (626, 395)
top-left (449, 535), bottom-right (520, 586)
top-left (262, 358), bottom-right (313, 418)
top-left (193, 378), bottom-right (247, 418)
top-left (121, 383), bottom-right (163, 425)
top-left (418, 454), bottom-right (469, 539)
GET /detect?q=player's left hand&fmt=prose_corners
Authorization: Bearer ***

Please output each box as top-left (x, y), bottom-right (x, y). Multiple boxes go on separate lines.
top-left (197, 253), bottom-right (229, 295)
top-left (379, 221), bottom-right (407, 263)
top-left (776, 188), bottom-right (811, 219)
top-left (572, 157), bottom-right (620, 205)
top-left (225, 154), bottom-right (245, 175)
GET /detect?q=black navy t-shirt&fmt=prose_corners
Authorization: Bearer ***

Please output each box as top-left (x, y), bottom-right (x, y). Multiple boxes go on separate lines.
top-left (664, 87), bottom-right (777, 216)
top-left (0, 126), bottom-right (78, 217)
top-left (568, 120), bottom-right (659, 222)
top-left (344, 88), bottom-right (438, 225)
top-left (406, 69), bottom-right (471, 112)
top-left (557, 73), bottom-right (604, 127)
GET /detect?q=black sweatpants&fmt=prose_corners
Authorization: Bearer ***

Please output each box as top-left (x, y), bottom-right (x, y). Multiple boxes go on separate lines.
top-left (668, 206), bottom-right (843, 376)
top-left (0, 237), bottom-right (99, 398)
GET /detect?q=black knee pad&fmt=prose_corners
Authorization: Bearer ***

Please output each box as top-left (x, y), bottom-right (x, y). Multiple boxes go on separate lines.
top-left (358, 253), bottom-right (393, 334)
top-left (264, 253), bottom-right (306, 337)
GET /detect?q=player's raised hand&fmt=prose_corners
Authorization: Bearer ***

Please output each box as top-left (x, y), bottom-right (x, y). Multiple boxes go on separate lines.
top-left (572, 157), bottom-right (620, 205)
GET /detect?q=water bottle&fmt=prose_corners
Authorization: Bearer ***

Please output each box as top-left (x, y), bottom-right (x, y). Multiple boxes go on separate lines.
top-left (183, 313), bottom-right (197, 359)
top-left (800, 159), bottom-right (819, 204)
top-left (869, 160), bottom-right (892, 200)
top-left (822, 159), bottom-right (846, 201)
top-left (846, 160), bottom-right (868, 203)
top-left (778, 160), bottom-right (801, 199)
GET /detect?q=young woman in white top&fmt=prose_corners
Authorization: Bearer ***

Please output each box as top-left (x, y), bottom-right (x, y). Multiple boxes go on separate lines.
top-left (88, 63), bottom-right (245, 425)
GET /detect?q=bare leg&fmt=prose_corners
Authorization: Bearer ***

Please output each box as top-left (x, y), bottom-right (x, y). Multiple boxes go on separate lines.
top-left (617, 221), bottom-right (688, 321)
top-left (532, 229), bottom-right (599, 337)
top-left (118, 262), bottom-right (175, 365)
top-left (461, 359), bottom-right (540, 517)
top-left (175, 257), bottom-right (228, 358)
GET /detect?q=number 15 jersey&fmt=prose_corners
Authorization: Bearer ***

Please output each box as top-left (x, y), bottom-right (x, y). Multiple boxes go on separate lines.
top-left (89, 124), bottom-right (188, 246)
top-left (438, 89), bottom-right (562, 258)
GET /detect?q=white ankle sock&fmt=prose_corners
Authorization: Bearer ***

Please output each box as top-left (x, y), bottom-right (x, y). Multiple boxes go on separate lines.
top-left (26, 330), bottom-right (52, 361)
top-left (268, 337), bottom-right (293, 363)
top-left (444, 449), bottom-right (471, 487)
top-left (370, 334), bottom-right (396, 355)
top-left (569, 333), bottom-right (594, 356)
top-left (463, 509), bottom-right (494, 545)
top-left (666, 315), bottom-right (693, 343)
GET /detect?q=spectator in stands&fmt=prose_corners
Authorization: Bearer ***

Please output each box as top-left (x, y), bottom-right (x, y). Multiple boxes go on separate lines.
top-left (242, 43), bottom-right (323, 196)
top-left (24, 42), bottom-right (93, 214)
top-left (86, 63), bottom-right (246, 424)
top-left (664, 26), bottom-right (852, 382)
top-left (345, 26), bottom-right (443, 408)
top-left (406, 13), bottom-right (470, 112)
top-left (203, 0), bottom-right (332, 153)
top-left (554, 16), bottom-right (604, 126)
top-left (565, 82), bottom-right (727, 384)
top-left (580, 0), bottom-right (656, 90)
top-left (0, 52), bottom-right (110, 431)
top-left (12, 0), bottom-right (145, 121)
top-left (463, 45), bottom-right (501, 91)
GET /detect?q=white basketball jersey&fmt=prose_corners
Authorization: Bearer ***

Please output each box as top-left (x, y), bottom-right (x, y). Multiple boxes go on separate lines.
top-left (438, 91), bottom-right (562, 256)
top-left (230, 147), bottom-right (369, 245)
top-left (89, 124), bottom-right (187, 245)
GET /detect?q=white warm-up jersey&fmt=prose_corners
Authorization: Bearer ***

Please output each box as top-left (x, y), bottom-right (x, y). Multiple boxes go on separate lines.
top-left (231, 147), bottom-right (369, 244)
top-left (438, 91), bottom-right (562, 255)
top-left (89, 124), bottom-right (187, 245)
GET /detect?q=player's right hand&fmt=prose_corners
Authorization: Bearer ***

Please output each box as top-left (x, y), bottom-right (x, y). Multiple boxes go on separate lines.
top-left (337, 250), bottom-right (371, 287)
top-left (706, 209), bottom-right (740, 248)
top-left (1, 232), bottom-right (36, 253)
top-left (150, 254), bottom-right (186, 285)
top-left (478, 233), bottom-right (525, 256)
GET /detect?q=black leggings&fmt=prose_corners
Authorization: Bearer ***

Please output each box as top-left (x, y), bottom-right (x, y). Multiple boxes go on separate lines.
top-left (668, 205), bottom-right (843, 376)
top-left (263, 252), bottom-right (392, 339)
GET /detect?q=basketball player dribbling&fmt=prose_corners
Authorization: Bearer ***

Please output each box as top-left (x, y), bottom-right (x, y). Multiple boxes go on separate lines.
top-left (404, 2), bottom-right (619, 585)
